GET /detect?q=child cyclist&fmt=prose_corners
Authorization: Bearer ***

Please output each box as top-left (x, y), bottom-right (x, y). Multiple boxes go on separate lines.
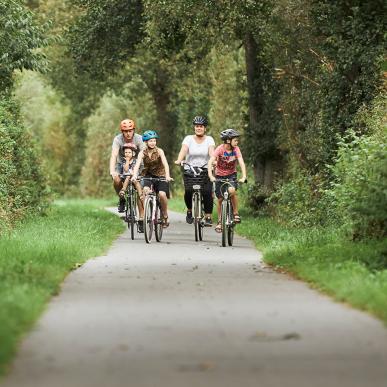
top-left (119, 144), bottom-right (144, 230)
top-left (208, 129), bottom-right (247, 233)
top-left (131, 130), bottom-right (172, 228)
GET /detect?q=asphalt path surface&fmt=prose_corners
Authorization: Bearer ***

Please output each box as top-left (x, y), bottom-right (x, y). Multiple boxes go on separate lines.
top-left (2, 210), bottom-right (387, 387)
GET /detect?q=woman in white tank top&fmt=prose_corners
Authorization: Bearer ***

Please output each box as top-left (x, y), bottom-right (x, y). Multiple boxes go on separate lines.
top-left (175, 116), bottom-right (215, 226)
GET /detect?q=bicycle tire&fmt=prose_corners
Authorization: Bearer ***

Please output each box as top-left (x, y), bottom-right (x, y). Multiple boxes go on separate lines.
top-left (155, 201), bottom-right (163, 242)
top-left (144, 196), bottom-right (154, 243)
top-left (227, 200), bottom-right (234, 246)
top-left (198, 195), bottom-right (204, 241)
top-left (129, 193), bottom-right (136, 240)
top-left (221, 200), bottom-right (228, 247)
top-left (193, 192), bottom-right (200, 242)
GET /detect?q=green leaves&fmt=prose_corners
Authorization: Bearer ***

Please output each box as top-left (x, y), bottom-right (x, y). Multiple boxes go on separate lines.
top-left (0, 0), bottom-right (49, 92)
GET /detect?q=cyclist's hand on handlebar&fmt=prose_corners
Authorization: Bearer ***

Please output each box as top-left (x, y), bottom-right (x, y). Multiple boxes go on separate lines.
top-left (110, 172), bottom-right (118, 179)
top-left (209, 176), bottom-right (216, 183)
top-left (238, 177), bottom-right (247, 183)
top-left (174, 160), bottom-right (182, 165)
top-left (131, 174), bottom-right (138, 182)
top-left (166, 176), bottom-right (174, 182)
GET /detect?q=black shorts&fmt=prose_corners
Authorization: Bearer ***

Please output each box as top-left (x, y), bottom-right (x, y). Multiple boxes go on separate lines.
top-left (215, 173), bottom-right (238, 199)
top-left (142, 175), bottom-right (170, 198)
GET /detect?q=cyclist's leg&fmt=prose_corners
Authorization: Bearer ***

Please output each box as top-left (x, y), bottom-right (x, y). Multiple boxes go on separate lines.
top-left (184, 188), bottom-right (193, 211)
top-left (113, 175), bottom-right (123, 194)
top-left (120, 177), bottom-right (130, 197)
top-left (158, 191), bottom-right (168, 217)
top-left (229, 179), bottom-right (240, 222)
top-left (202, 179), bottom-right (213, 218)
top-left (134, 180), bottom-right (144, 218)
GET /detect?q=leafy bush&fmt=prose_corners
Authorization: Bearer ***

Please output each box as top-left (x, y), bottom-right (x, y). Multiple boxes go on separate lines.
top-left (329, 99), bottom-right (387, 239)
top-left (267, 172), bottom-right (337, 227)
top-left (0, 98), bottom-right (49, 233)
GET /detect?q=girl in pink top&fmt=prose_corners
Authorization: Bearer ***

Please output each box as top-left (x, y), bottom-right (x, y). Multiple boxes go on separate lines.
top-left (208, 129), bottom-right (247, 232)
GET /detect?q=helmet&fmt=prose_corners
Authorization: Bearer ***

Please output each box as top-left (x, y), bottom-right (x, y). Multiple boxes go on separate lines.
top-left (122, 143), bottom-right (137, 155)
top-left (120, 119), bottom-right (136, 130)
top-left (142, 130), bottom-right (159, 141)
top-left (220, 128), bottom-right (240, 141)
top-left (192, 116), bottom-right (208, 126)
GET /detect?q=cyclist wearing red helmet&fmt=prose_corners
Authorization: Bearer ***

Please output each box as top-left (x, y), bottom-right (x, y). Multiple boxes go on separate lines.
top-left (110, 118), bottom-right (144, 212)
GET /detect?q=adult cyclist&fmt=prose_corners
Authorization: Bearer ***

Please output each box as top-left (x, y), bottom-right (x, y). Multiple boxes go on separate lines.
top-left (174, 116), bottom-right (215, 226)
top-left (109, 118), bottom-right (144, 212)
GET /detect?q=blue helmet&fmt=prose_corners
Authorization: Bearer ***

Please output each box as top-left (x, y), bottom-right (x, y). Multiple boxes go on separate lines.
top-left (142, 130), bottom-right (159, 141)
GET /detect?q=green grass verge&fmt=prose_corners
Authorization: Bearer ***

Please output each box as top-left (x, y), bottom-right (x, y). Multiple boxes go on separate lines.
top-left (170, 195), bottom-right (387, 324)
top-left (0, 199), bottom-right (124, 375)
top-left (237, 212), bottom-right (387, 324)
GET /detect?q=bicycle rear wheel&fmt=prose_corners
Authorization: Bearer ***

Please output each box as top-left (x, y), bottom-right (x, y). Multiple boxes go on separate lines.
top-left (144, 196), bottom-right (154, 243)
top-left (227, 201), bottom-right (234, 246)
top-left (221, 200), bottom-right (228, 247)
top-left (155, 201), bottom-right (163, 242)
top-left (193, 192), bottom-right (200, 242)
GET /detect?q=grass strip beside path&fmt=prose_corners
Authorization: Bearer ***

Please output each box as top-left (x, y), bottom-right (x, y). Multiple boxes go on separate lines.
top-left (237, 213), bottom-right (387, 324)
top-left (0, 199), bottom-right (124, 375)
top-left (169, 197), bottom-right (387, 324)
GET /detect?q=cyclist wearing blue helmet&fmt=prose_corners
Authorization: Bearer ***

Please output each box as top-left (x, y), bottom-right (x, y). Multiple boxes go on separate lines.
top-left (131, 130), bottom-right (172, 228)
top-left (175, 116), bottom-right (215, 226)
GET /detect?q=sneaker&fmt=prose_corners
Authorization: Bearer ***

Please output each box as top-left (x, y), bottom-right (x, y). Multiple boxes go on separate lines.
top-left (186, 210), bottom-right (193, 224)
top-left (118, 197), bottom-right (125, 213)
top-left (138, 219), bottom-right (144, 233)
top-left (204, 216), bottom-right (212, 227)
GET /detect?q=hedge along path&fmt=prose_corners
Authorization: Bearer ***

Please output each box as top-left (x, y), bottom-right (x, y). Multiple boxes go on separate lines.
top-left (2, 209), bottom-right (387, 387)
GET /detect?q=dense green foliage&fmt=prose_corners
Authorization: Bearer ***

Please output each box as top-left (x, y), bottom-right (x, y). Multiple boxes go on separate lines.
top-left (0, 199), bottom-right (124, 375)
top-left (0, 98), bottom-right (48, 232)
top-left (0, 0), bottom-right (48, 92)
top-left (0, 0), bottom-right (50, 232)
top-left (330, 98), bottom-right (387, 238)
top-left (4, 0), bottom-right (386, 240)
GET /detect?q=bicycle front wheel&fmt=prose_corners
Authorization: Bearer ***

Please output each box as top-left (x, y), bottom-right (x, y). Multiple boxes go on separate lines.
top-left (227, 201), bottom-right (234, 246)
top-left (192, 192), bottom-right (200, 242)
top-left (130, 193), bottom-right (138, 240)
top-left (155, 201), bottom-right (163, 242)
top-left (221, 200), bottom-right (228, 247)
top-left (144, 196), bottom-right (154, 243)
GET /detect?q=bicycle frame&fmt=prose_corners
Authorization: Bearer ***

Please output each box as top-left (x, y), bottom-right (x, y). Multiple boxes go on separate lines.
top-left (215, 178), bottom-right (237, 247)
top-left (141, 177), bottom-right (166, 244)
top-left (120, 174), bottom-right (139, 240)
top-left (181, 163), bottom-right (208, 242)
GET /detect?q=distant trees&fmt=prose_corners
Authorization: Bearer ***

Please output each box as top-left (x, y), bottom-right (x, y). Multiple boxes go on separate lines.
top-left (7, 0), bottom-right (385, 237)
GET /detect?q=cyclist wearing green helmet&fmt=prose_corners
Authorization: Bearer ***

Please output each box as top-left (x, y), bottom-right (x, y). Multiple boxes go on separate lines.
top-left (131, 130), bottom-right (172, 228)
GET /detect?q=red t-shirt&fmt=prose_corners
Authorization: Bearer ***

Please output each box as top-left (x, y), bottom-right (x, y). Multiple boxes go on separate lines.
top-left (214, 144), bottom-right (241, 176)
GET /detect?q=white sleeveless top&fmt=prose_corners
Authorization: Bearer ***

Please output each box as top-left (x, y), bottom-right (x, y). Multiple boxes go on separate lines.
top-left (182, 135), bottom-right (215, 167)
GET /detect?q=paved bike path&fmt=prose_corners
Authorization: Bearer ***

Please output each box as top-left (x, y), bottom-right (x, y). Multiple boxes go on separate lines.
top-left (2, 210), bottom-right (387, 387)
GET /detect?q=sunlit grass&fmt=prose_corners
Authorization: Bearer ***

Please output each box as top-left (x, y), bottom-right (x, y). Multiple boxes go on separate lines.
top-left (237, 211), bottom-right (387, 324)
top-left (0, 200), bottom-right (124, 375)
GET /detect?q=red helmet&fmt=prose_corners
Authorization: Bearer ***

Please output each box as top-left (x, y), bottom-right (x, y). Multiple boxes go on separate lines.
top-left (120, 119), bottom-right (136, 131)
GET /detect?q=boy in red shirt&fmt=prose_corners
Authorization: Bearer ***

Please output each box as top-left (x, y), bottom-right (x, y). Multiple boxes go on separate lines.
top-left (208, 129), bottom-right (247, 233)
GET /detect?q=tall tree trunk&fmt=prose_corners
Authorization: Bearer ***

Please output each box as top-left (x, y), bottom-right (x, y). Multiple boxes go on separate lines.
top-left (244, 33), bottom-right (277, 190)
top-left (148, 68), bottom-right (177, 159)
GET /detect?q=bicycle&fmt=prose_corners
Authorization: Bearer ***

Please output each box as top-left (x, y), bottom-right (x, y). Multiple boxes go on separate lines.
top-left (120, 174), bottom-right (140, 240)
top-left (141, 177), bottom-right (170, 244)
top-left (214, 177), bottom-right (244, 247)
top-left (182, 163), bottom-right (208, 242)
